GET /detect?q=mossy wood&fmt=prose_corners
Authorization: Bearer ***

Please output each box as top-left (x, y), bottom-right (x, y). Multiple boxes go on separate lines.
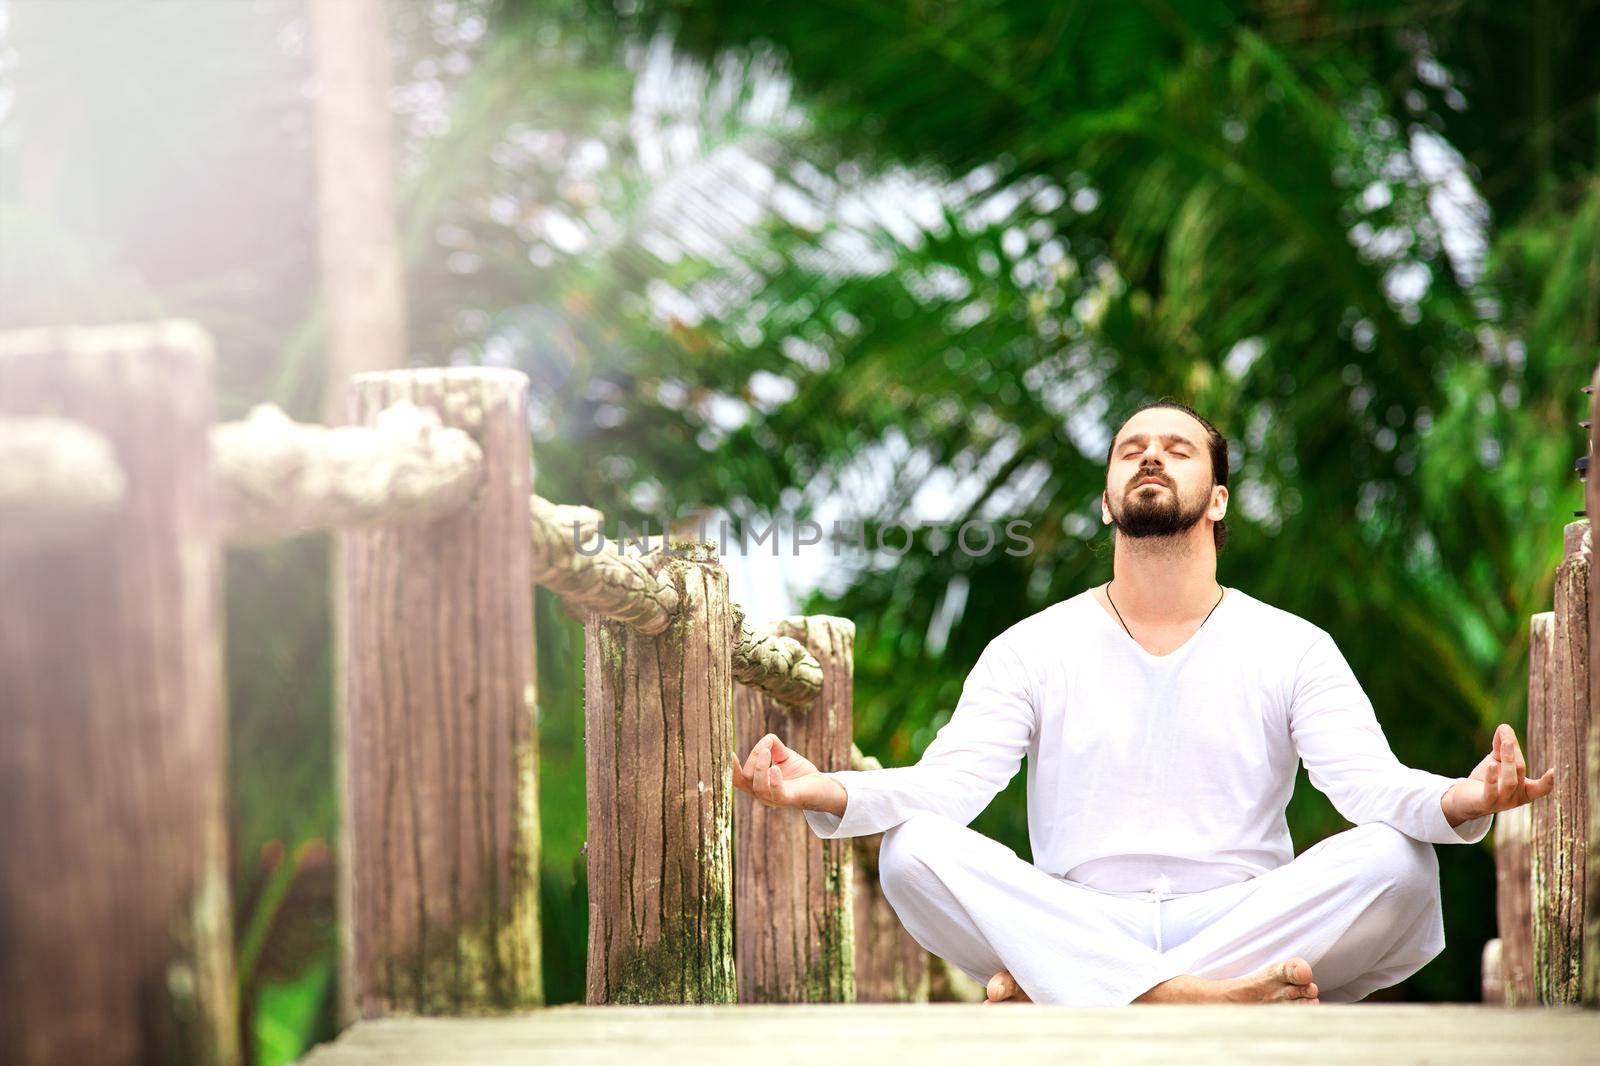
top-left (584, 545), bottom-right (736, 1003)
top-left (733, 616), bottom-right (855, 1003)
top-left (1585, 369), bottom-right (1600, 1009)
top-left (340, 368), bottom-right (542, 1019)
top-left (1494, 801), bottom-right (1535, 1007)
top-left (1530, 522), bottom-right (1589, 1005)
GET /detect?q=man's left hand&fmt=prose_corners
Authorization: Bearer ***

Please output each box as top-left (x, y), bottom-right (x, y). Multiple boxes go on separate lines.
top-left (1442, 723), bottom-right (1555, 827)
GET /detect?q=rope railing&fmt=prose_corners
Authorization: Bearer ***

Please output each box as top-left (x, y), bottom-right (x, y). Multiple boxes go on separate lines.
top-left (212, 402), bottom-right (484, 544)
top-left (12, 316), bottom-right (1600, 1061)
top-left (528, 495), bottom-right (822, 700)
top-left (209, 402), bottom-right (828, 700)
top-left (731, 604), bottom-right (824, 705)
top-left (0, 322), bottom-right (899, 1050)
top-left (0, 415), bottom-right (125, 551)
top-left (207, 408), bottom-right (824, 698)
top-left (528, 493), bottom-right (680, 633)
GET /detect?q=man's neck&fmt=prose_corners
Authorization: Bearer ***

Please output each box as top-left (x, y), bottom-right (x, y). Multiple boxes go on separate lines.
top-left (1106, 533), bottom-right (1221, 623)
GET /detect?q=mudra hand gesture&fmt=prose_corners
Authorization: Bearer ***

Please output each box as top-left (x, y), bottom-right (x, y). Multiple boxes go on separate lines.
top-left (730, 732), bottom-right (844, 815)
top-left (1441, 723), bottom-right (1555, 825)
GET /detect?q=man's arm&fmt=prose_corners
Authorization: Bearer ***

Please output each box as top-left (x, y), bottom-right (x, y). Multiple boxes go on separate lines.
top-left (801, 636), bottom-right (1037, 840)
top-left (1288, 630), bottom-right (1500, 844)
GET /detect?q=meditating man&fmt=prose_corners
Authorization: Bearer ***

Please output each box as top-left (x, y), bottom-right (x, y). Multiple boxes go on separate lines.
top-left (731, 399), bottom-right (1554, 1006)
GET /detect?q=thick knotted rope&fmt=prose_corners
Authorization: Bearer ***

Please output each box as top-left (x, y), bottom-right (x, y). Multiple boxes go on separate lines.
top-left (213, 402), bottom-right (483, 544)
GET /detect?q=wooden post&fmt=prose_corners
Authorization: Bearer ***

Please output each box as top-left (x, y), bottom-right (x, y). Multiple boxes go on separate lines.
top-left (1531, 522), bottom-right (1590, 1004)
top-left (1496, 801), bottom-right (1536, 1007)
top-left (733, 616), bottom-right (855, 1003)
top-left (1482, 938), bottom-right (1505, 1003)
top-left (1585, 365), bottom-right (1600, 1009)
top-left (584, 543), bottom-right (735, 1004)
top-left (852, 832), bottom-right (930, 1002)
top-left (0, 323), bottom-right (237, 1066)
top-left (340, 368), bottom-right (541, 1018)
top-left (309, 0), bottom-right (406, 423)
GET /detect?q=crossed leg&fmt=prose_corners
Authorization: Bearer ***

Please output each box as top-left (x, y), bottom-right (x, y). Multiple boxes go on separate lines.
top-left (876, 813), bottom-right (1443, 1006)
top-left (1157, 820), bottom-right (1445, 1004)
top-left (874, 811), bottom-right (1189, 1005)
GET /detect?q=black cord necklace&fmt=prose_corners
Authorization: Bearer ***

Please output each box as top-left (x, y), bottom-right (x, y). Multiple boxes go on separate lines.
top-left (1104, 581), bottom-right (1226, 648)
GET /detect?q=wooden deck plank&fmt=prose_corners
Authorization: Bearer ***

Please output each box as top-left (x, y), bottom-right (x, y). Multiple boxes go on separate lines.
top-left (301, 1004), bottom-right (1600, 1065)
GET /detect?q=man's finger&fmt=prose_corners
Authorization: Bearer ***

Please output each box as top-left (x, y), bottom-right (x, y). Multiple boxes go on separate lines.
top-left (753, 745), bottom-right (774, 802)
top-left (743, 734), bottom-right (773, 778)
top-left (1528, 768), bottom-right (1557, 800)
top-left (730, 753), bottom-right (750, 791)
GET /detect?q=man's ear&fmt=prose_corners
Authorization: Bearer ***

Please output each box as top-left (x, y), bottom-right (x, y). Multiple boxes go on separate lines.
top-left (1101, 491), bottom-right (1111, 524)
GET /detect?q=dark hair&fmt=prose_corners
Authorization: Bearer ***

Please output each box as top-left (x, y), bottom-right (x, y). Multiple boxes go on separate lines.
top-left (1104, 399), bottom-right (1230, 554)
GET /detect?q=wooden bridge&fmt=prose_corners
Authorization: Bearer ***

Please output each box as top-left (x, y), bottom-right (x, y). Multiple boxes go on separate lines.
top-left (300, 1004), bottom-right (1600, 1065)
top-left (1, 322), bottom-right (1596, 1066)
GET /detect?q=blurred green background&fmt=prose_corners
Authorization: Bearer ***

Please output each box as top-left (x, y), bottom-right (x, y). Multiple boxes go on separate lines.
top-left (2, 0), bottom-right (1596, 1060)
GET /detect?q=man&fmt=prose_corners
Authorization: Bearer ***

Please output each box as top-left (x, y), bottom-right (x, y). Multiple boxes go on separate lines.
top-left (731, 399), bottom-right (1554, 1006)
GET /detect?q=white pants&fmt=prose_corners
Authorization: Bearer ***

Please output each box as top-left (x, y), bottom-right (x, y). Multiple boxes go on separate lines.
top-left (877, 813), bottom-right (1446, 1006)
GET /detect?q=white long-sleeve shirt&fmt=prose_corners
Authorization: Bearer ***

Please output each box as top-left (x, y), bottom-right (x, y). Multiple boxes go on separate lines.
top-left (804, 585), bottom-right (1491, 894)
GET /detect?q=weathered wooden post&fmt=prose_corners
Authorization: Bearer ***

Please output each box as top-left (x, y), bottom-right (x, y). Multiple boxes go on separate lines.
top-left (0, 322), bottom-right (237, 1066)
top-left (1495, 800), bottom-right (1536, 1007)
top-left (1482, 939), bottom-right (1505, 1003)
top-left (584, 541), bottom-right (736, 1003)
top-left (733, 616), bottom-right (855, 1003)
top-left (339, 368), bottom-right (541, 1018)
top-left (1585, 368), bottom-right (1600, 1009)
top-left (1531, 522), bottom-right (1590, 1004)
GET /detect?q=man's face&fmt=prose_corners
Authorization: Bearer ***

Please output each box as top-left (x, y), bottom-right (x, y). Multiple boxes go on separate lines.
top-left (1102, 409), bottom-right (1224, 539)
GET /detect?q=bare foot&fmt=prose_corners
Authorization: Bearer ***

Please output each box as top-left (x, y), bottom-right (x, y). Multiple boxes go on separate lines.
top-left (984, 969), bottom-right (1032, 1004)
top-left (1135, 958), bottom-right (1320, 1004)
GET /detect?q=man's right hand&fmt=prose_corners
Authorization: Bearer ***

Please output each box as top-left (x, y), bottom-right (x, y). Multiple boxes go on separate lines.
top-left (730, 732), bottom-right (848, 818)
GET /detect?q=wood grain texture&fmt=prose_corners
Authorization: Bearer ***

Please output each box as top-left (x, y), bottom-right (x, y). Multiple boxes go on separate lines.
top-left (340, 369), bottom-right (541, 1018)
top-left (1586, 367), bottom-right (1600, 1008)
top-left (584, 546), bottom-right (735, 1004)
top-left (297, 1004), bottom-right (1600, 1066)
top-left (1494, 802), bottom-right (1535, 1007)
top-left (1531, 522), bottom-right (1590, 1005)
top-left (0, 322), bottom-right (236, 1066)
top-left (733, 616), bottom-right (855, 1003)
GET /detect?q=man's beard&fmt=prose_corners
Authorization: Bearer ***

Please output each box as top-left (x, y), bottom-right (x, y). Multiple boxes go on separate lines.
top-left (1109, 479), bottom-right (1212, 539)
